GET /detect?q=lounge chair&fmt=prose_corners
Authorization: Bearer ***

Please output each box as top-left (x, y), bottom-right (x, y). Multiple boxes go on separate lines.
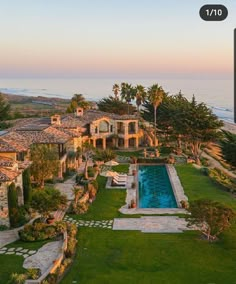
top-left (112, 176), bottom-right (127, 183)
top-left (111, 172), bottom-right (127, 178)
top-left (111, 178), bottom-right (126, 186)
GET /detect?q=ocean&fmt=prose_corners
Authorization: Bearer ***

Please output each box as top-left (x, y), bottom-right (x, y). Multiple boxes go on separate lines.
top-left (0, 78), bottom-right (234, 123)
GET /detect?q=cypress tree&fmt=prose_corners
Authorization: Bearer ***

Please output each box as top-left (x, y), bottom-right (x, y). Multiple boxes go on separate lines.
top-left (23, 168), bottom-right (32, 204)
top-left (7, 182), bottom-right (18, 227)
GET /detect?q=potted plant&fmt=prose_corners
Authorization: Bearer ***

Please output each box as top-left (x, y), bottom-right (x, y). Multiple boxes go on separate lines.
top-left (131, 182), bottom-right (136, 189)
top-left (46, 214), bottom-right (55, 224)
top-left (130, 199), bottom-right (136, 208)
top-left (180, 200), bottom-right (189, 209)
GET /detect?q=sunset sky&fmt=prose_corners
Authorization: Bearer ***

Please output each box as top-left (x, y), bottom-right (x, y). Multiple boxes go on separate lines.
top-left (0, 0), bottom-right (235, 79)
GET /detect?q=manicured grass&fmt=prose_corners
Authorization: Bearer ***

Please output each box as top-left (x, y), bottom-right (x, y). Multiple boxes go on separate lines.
top-left (0, 240), bottom-right (53, 282)
top-left (71, 176), bottom-right (126, 220)
top-left (112, 164), bottom-right (129, 174)
top-left (175, 165), bottom-right (236, 210)
top-left (6, 239), bottom-right (51, 250)
top-left (116, 150), bottom-right (142, 157)
top-left (62, 165), bottom-right (236, 284)
top-left (62, 228), bottom-right (236, 284)
top-left (0, 255), bottom-right (26, 283)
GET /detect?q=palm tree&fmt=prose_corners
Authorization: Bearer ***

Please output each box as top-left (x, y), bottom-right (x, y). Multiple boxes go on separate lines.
top-left (147, 84), bottom-right (165, 146)
top-left (77, 142), bottom-right (94, 179)
top-left (120, 82), bottom-right (134, 115)
top-left (112, 84), bottom-right (120, 100)
top-left (134, 84), bottom-right (146, 114)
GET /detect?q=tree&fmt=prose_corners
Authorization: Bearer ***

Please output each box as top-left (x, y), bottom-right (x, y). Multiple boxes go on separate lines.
top-left (31, 187), bottom-right (67, 219)
top-left (187, 199), bottom-right (235, 241)
top-left (220, 130), bottom-right (236, 167)
top-left (112, 83), bottom-right (120, 100)
top-left (22, 168), bottom-right (32, 204)
top-left (77, 141), bottom-right (94, 179)
top-left (134, 84), bottom-right (146, 114)
top-left (147, 84), bottom-right (165, 146)
top-left (97, 96), bottom-right (135, 115)
top-left (30, 144), bottom-right (60, 188)
top-left (120, 82), bottom-right (135, 115)
top-left (0, 93), bottom-right (11, 120)
top-left (67, 93), bottom-right (91, 113)
top-left (142, 92), bottom-right (223, 163)
top-left (7, 182), bottom-right (18, 227)
top-left (184, 96), bottom-right (223, 164)
top-left (93, 149), bottom-right (116, 162)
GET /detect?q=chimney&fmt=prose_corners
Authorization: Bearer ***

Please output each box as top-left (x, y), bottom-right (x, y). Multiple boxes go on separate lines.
top-left (51, 114), bottom-right (61, 126)
top-left (75, 107), bottom-right (84, 117)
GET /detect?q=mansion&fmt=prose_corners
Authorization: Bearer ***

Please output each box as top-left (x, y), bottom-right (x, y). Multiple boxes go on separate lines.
top-left (0, 107), bottom-right (148, 227)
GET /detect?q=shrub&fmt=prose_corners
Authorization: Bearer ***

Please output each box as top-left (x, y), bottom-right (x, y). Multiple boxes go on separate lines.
top-left (19, 222), bottom-right (57, 241)
top-left (90, 179), bottom-right (98, 191)
top-left (65, 223), bottom-right (78, 257)
top-left (75, 174), bottom-right (83, 184)
top-left (200, 167), bottom-right (210, 176)
top-left (137, 157), bottom-right (167, 164)
top-left (87, 166), bottom-right (95, 177)
top-left (208, 168), bottom-right (236, 193)
top-left (72, 202), bottom-right (89, 215)
top-left (0, 225), bottom-right (8, 231)
top-left (26, 268), bottom-right (41, 280)
top-left (10, 273), bottom-right (27, 284)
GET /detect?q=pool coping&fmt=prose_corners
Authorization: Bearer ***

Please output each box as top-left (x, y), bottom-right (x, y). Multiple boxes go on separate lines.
top-left (119, 164), bottom-right (188, 215)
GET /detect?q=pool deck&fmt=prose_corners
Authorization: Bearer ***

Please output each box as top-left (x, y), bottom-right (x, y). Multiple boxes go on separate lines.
top-left (113, 216), bottom-right (191, 233)
top-left (119, 164), bottom-right (188, 215)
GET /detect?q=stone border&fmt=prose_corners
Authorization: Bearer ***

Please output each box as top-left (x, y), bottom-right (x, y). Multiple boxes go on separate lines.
top-left (165, 164), bottom-right (188, 206)
top-left (119, 164), bottom-right (188, 215)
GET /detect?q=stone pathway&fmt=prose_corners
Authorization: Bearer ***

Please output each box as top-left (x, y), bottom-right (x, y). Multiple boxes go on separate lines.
top-left (55, 175), bottom-right (76, 201)
top-left (0, 228), bottom-right (20, 248)
top-left (113, 216), bottom-right (190, 233)
top-left (63, 215), bottom-right (113, 229)
top-left (23, 241), bottom-right (63, 274)
top-left (0, 246), bottom-right (37, 258)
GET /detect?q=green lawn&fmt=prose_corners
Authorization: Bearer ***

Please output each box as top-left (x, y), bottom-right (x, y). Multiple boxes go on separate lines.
top-left (0, 238), bottom-right (55, 283)
top-left (62, 165), bottom-right (236, 284)
top-left (112, 164), bottom-right (130, 174)
top-left (175, 165), bottom-right (236, 210)
top-left (71, 176), bottom-right (126, 221)
top-left (116, 150), bottom-right (142, 157)
top-left (0, 255), bottom-right (26, 283)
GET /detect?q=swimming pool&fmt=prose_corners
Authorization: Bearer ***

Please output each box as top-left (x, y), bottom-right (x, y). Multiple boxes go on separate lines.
top-left (138, 165), bottom-right (177, 208)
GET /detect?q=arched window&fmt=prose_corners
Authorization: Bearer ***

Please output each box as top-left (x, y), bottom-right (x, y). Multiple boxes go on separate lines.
top-left (99, 120), bottom-right (109, 133)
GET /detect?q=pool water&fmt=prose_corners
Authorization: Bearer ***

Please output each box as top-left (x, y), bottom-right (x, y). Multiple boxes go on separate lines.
top-left (138, 165), bottom-right (177, 208)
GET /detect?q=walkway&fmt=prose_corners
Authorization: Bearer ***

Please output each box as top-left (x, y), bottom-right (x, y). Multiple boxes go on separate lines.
top-left (0, 228), bottom-right (20, 248)
top-left (0, 246), bottom-right (37, 258)
top-left (64, 215), bottom-right (191, 233)
top-left (55, 175), bottom-right (76, 201)
top-left (63, 215), bottom-right (113, 229)
top-left (113, 216), bottom-right (190, 233)
top-left (23, 240), bottom-right (63, 274)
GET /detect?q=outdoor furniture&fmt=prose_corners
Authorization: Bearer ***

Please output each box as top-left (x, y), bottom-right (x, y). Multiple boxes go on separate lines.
top-left (111, 179), bottom-right (126, 186)
top-left (112, 176), bottom-right (127, 183)
top-left (110, 172), bottom-right (127, 178)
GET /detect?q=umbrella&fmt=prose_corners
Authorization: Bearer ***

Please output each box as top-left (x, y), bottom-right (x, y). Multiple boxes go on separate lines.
top-left (104, 160), bottom-right (119, 166)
